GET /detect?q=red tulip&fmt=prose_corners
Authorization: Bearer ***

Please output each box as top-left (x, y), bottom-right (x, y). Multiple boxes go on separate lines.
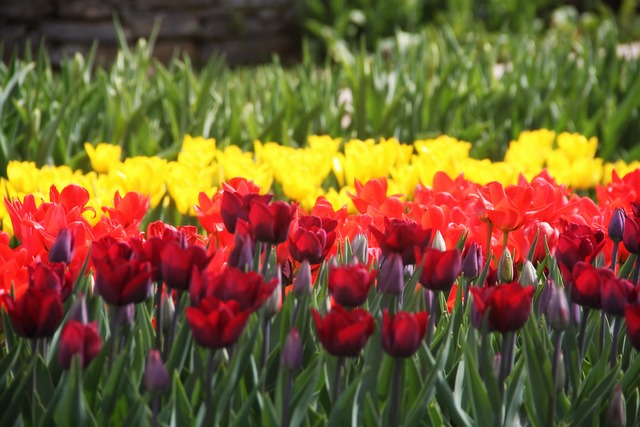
top-left (369, 218), bottom-right (432, 265)
top-left (555, 223), bottom-right (606, 274)
top-left (475, 181), bottom-right (533, 232)
top-left (328, 264), bottom-right (376, 307)
top-left (58, 320), bottom-right (102, 369)
top-left (289, 215), bottom-right (338, 265)
top-left (186, 297), bottom-right (251, 350)
top-left (416, 248), bottom-right (462, 292)
top-left (91, 237), bottom-right (154, 306)
top-left (190, 266), bottom-right (278, 312)
top-left (570, 262), bottom-right (603, 309)
top-left (624, 304), bottom-right (640, 350)
top-left (623, 214), bottom-right (640, 254)
top-left (220, 190), bottom-right (272, 234)
top-left (160, 241), bottom-right (211, 291)
top-left (311, 305), bottom-right (375, 357)
top-left (29, 261), bottom-right (73, 301)
top-left (470, 282), bottom-right (534, 333)
top-left (2, 287), bottom-right (63, 338)
top-left (601, 274), bottom-right (636, 317)
top-left (248, 200), bottom-right (295, 244)
top-left (382, 310), bottom-right (429, 358)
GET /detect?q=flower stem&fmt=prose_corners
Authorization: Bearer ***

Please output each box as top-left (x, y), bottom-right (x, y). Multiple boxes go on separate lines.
top-left (109, 306), bottom-right (121, 369)
top-left (155, 283), bottom-right (163, 351)
top-left (578, 307), bottom-right (589, 360)
top-left (282, 373), bottom-right (293, 427)
top-left (485, 223), bottom-right (493, 262)
top-left (151, 394), bottom-right (159, 427)
top-left (164, 291), bottom-right (183, 360)
top-left (499, 332), bottom-right (515, 395)
top-left (261, 243), bottom-right (272, 278)
top-left (610, 316), bottom-right (623, 367)
top-left (600, 312), bottom-right (606, 353)
top-left (548, 331), bottom-right (563, 427)
top-left (333, 357), bottom-right (344, 403)
top-left (204, 350), bottom-right (216, 426)
top-left (389, 358), bottom-right (403, 426)
top-left (425, 290), bottom-right (439, 346)
top-left (261, 317), bottom-right (271, 374)
top-left (610, 241), bottom-right (619, 272)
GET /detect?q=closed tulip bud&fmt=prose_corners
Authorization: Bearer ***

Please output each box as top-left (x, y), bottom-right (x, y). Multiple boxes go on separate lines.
top-left (608, 208), bottom-right (625, 243)
top-left (378, 253), bottom-right (404, 296)
top-left (68, 293), bottom-right (88, 324)
top-left (493, 352), bottom-right (502, 379)
top-left (144, 349), bottom-right (169, 393)
top-left (264, 284), bottom-right (282, 317)
top-left (49, 228), bottom-right (75, 264)
top-left (229, 232), bottom-right (254, 272)
top-left (117, 304), bottom-right (135, 326)
top-left (548, 285), bottom-right (570, 331)
top-left (431, 230), bottom-right (446, 252)
top-left (461, 243), bottom-right (482, 279)
top-left (161, 294), bottom-right (175, 333)
top-left (607, 385), bottom-right (626, 427)
top-left (351, 234), bottom-right (369, 265)
top-left (538, 278), bottom-right (556, 316)
top-left (519, 260), bottom-right (537, 287)
top-left (281, 327), bottom-right (302, 371)
top-left (555, 351), bottom-right (566, 391)
top-left (498, 250), bottom-right (513, 283)
top-left (571, 303), bottom-right (581, 327)
top-left (58, 320), bottom-right (102, 369)
top-left (293, 260), bottom-right (312, 298)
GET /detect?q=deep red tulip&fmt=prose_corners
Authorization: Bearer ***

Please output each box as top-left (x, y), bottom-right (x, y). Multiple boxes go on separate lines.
top-left (160, 241), bottom-right (210, 291)
top-left (311, 305), bottom-right (375, 357)
top-left (189, 266), bottom-right (278, 312)
top-left (369, 218), bottom-right (432, 266)
top-left (289, 215), bottom-right (338, 265)
top-left (382, 310), bottom-right (429, 358)
top-left (186, 297), bottom-right (251, 350)
top-left (624, 305), bottom-right (640, 350)
top-left (416, 248), bottom-right (462, 292)
top-left (601, 274), bottom-right (636, 317)
top-left (220, 190), bottom-right (272, 234)
top-left (470, 282), bottom-right (534, 333)
top-left (29, 261), bottom-right (73, 301)
top-left (608, 208), bottom-right (626, 243)
top-left (2, 288), bottom-right (63, 338)
top-left (623, 215), bottom-right (640, 254)
top-left (461, 242), bottom-right (483, 279)
top-left (570, 262), bottom-right (603, 309)
top-left (58, 320), bottom-right (102, 369)
top-left (248, 200), bottom-right (295, 244)
top-left (91, 237), bottom-right (154, 306)
top-left (328, 264), bottom-right (376, 307)
top-left (555, 223), bottom-right (605, 273)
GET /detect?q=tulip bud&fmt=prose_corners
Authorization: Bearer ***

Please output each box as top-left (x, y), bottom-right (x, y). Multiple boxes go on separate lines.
top-left (144, 349), bottom-right (169, 393)
top-left (68, 293), bottom-right (88, 324)
top-left (571, 303), bottom-right (581, 327)
top-left (555, 351), bottom-right (566, 392)
top-left (461, 243), bottom-right (482, 279)
top-left (293, 260), bottom-right (312, 298)
top-left (161, 294), bottom-right (175, 333)
top-left (607, 384), bottom-right (626, 427)
top-left (431, 230), bottom-right (446, 252)
top-left (493, 352), bottom-right (502, 379)
top-left (281, 327), bottom-right (302, 371)
top-left (519, 260), bottom-right (537, 287)
top-left (228, 233), bottom-right (254, 272)
top-left (548, 285), bottom-right (570, 331)
top-left (49, 228), bottom-right (75, 264)
top-left (538, 277), bottom-right (556, 316)
top-left (378, 253), bottom-right (404, 296)
top-left (423, 288), bottom-right (434, 312)
top-left (608, 208), bottom-right (625, 243)
top-left (117, 304), bottom-right (135, 326)
top-left (497, 249), bottom-right (513, 283)
top-left (351, 234), bottom-right (369, 265)
top-left (264, 284), bottom-right (282, 317)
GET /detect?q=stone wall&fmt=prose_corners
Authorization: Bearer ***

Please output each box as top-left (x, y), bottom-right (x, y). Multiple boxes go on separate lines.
top-left (0, 0), bottom-right (300, 66)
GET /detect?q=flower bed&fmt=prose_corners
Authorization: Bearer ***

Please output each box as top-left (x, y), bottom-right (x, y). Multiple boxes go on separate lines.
top-left (1, 132), bottom-right (640, 425)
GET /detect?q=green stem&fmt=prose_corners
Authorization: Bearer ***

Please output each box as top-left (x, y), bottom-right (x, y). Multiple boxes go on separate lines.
top-left (610, 241), bottom-right (619, 272)
top-left (155, 283), bottom-right (163, 351)
top-left (204, 350), bottom-right (217, 426)
top-left (109, 306), bottom-right (121, 369)
top-left (261, 317), bottom-right (271, 375)
top-left (333, 357), bottom-right (344, 403)
top-left (282, 373), bottom-right (293, 427)
top-left (610, 316), bottom-right (623, 367)
top-left (389, 358), bottom-right (403, 426)
top-left (486, 223), bottom-right (493, 262)
top-left (261, 243), bottom-right (273, 277)
top-left (425, 290), bottom-right (439, 346)
top-left (164, 291), bottom-right (183, 360)
top-left (578, 307), bottom-right (589, 360)
top-left (548, 331), bottom-right (563, 427)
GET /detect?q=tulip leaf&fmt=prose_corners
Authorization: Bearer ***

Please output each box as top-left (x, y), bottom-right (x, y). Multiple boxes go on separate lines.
top-left (1, 310), bottom-right (18, 354)
top-left (165, 313), bottom-right (193, 375)
top-left (363, 392), bottom-right (380, 426)
top-left (462, 347), bottom-right (496, 426)
top-left (100, 343), bottom-right (130, 425)
top-left (290, 357), bottom-right (323, 427)
top-left (171, 370), bottom-right (193, 426)
top-left (504, 356), bottom-right (526, 427)
top-left (0, 356), bottom-right (36, 426)
top-left (260, 394), bottom-right (280, 427)
top-left (622, 354), bottom-right (640, 396)
top-left (618, 254), bottom-right (637, 280)
top-left (522, 317), bottom-right (552, 427)
top-left (34, 355), bottom-right (56, 407)
top-left (327, 369), bottom-right (364, 426)
top-left (54, 357), bottom-right (89, 427)
top-left (0, 339), bottom-right (22, 388)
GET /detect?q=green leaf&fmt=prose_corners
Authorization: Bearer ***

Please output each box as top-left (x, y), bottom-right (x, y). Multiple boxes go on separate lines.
top-left (171, 370), bottom-right (193, 426)
top-left (0, 355), bottom-right (36, 426)
top-left (54, 357), bottom-right (89, 426)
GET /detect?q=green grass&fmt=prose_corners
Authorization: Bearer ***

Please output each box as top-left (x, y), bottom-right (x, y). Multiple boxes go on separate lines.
top-left (1, 19), bottom-right (640, 177)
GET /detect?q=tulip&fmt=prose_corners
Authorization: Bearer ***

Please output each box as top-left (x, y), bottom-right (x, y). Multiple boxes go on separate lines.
top-left (569, 262), bottom-right (603, 309)
top-left (2, 288), bottom-right (63, 339)
top-left (369, 218), bottom-right (432, 265)
top-left (497, 249), bottom-right (513, 283)
top-left (607, 385), bottom-right (626, 427)
top-left (328, 263), bottom-right (376, 308)
top-left (49, 228), bottom-right (75, 264)
top-left (470, 282), bottom-right (534, 333)
top-left (220, 190), bottom-right (272, 234)
top-left (351, 234), bottom-right (369, 265)
top-left (555, 224), bottom-right (605, 273)
top-left (431, 230), bottom-right (446, 252)
top-left (601, 275), bottom-right (636, 317)
top-left (381, 310), bottom-right (429, 358)
top-left (416, 248), bottom-right (461, 293)
top-left (623, 215), bottom-right (640, 254)
top-left (377, 253), bottom-right (404, 297)
top-left (519, 260), bottom-right (537, 287)
top-left (624, 304), bottom-right (640, 350)
top-left (289, 215), bottom-right (338, 265)
top-left (186, 297), bottom-right (251, 350)
top-left (281, 327), bottom-right (303, 371)
top-left (227, 230), bottom-right (255, 271)
top-left (311, 305), bottom-right (375, 357)
top-left (248, 200), bottom-right (295, 244)
top-left (608, 208), bottom-right (625, 243)
top-left (160, 241), bottom-right (210, 291)
top-left (293, 260), bottom-right (312, 298)
top-left (547, 285), bottom-right (570, 331)
top-left (58, 320), bottom-right (102, 369)
top-left (461, 242), bottom-right (482, 279)
top-left (144, 349), bottom-right (169, 393)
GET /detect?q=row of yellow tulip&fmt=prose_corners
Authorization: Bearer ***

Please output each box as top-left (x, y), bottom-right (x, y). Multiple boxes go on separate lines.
top-left (2, 130), bottom-right (639, 233)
